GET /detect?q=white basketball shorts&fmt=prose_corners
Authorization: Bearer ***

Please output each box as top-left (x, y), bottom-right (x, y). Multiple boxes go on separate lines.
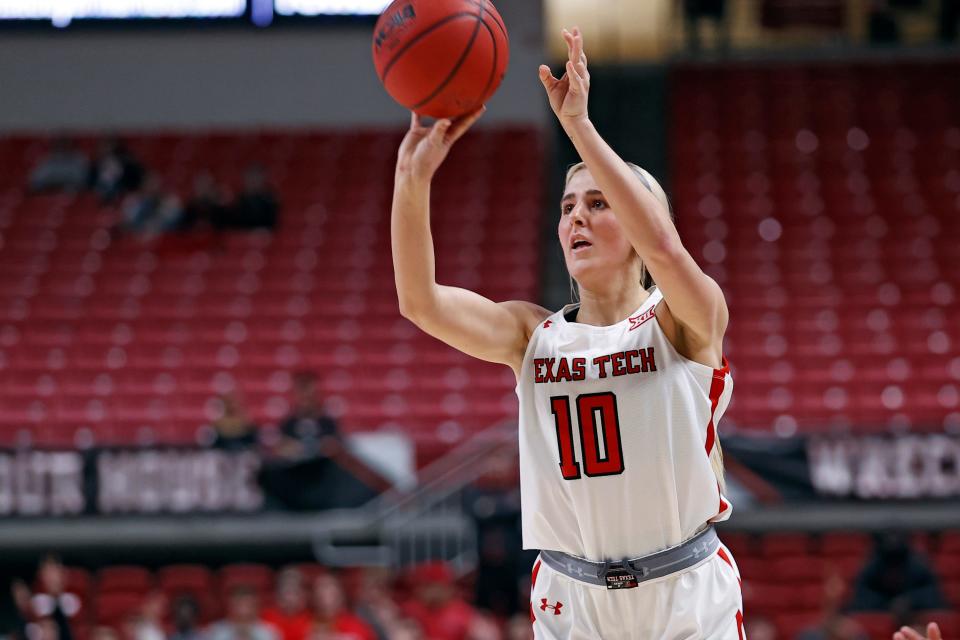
top-left (529, 543), bottom-right (745, 639)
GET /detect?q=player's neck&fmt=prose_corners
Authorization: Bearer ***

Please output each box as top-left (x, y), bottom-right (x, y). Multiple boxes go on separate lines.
top-left (575, 285), bottom-right (649, 327)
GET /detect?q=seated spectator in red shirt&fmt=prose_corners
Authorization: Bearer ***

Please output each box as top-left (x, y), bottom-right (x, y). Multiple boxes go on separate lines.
top-left (309, 575), bottom-right (374, 640)
top-left (400, 563), bottom-right (477, 640)
top-left (262, 569), bottom-right (312, 640)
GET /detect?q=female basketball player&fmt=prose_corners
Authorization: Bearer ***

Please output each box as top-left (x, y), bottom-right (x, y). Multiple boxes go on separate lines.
top-left (392, 27), bottom-right (743, 639)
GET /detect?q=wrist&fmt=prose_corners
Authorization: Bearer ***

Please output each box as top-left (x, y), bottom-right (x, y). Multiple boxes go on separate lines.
top-left (395, 169), bottom-right (432, 191)
top-left (560, 115), bottom-right (593, 140)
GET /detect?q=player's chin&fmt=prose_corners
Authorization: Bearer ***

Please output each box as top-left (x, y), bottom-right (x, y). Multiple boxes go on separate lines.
top-left (567, 260), bottom-right (602, 282)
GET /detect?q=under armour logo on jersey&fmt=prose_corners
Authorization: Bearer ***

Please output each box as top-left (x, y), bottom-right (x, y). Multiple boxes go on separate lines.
top-left (628, 307), bottom-right (656, 331)
top-left (540, 599), bottom-right (563, 615)
top-left (543, 320), bottom-right (553, 328)
top-left (689, 542), bottom-right (710, 558)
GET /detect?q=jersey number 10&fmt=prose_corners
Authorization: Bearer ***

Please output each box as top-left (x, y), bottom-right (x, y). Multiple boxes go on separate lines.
top-left (550, 392), bottom-right (625, 479)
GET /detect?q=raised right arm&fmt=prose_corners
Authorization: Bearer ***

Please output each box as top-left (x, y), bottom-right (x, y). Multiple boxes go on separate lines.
top-left (392, 111), bottom-right (549, 376)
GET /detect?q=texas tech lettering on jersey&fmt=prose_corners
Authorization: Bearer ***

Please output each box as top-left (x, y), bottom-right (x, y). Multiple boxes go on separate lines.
top-left (533, 348), bottom-right (657, 384)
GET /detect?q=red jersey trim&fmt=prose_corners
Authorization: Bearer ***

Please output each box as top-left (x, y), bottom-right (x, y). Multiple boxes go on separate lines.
top-left (704, 356), bottom-right (729, 456)
top-left (529, 559), bottom-right (542, 623)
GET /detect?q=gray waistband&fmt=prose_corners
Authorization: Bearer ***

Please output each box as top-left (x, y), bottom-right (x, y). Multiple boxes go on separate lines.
top-left (539, 526), bottom-right (721, 587)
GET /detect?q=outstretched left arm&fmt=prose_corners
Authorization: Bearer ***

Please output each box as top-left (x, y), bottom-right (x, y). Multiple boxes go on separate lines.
top-left (539, 28), bottom-right (728, 352)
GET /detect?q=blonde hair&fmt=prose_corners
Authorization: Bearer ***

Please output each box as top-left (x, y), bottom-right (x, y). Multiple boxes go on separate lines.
top-left (563, 161), bottom-right (726, 492)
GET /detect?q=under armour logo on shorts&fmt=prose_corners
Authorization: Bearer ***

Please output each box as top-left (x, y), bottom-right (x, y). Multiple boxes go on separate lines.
top-left (540, 599), bottom-right (563, 615)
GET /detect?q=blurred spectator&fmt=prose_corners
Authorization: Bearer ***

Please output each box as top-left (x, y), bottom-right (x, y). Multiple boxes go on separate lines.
top-left (27, 617), bottom-right (62, 640)
top-left (261, 569), bottom-right (311, 640)
top-left (744, 615), bottom-right (777, 640)
top-left (384, 620), bottom-right (423, 640)
top-left (169, 596), bottom-right (202, 640)
top-left (30, 555), bottom-right (78, 640)
top-left (941, 0), bottom-right (959, 41)
top-left (206, 586), bottom-right (276, 640)
top-left (276, 373), bottom-right (339, 462)
top-left (868, 0), bottom-right (901, 44)
top-left (131, 592), bottom-right (166, 640)
top-left (0, 577), bottom-right (29, 640)
top-left (226, 165), bottom-right (278, 230)
top-left (90, 138), bottom-right (143, 203)
top-left (400, 563), bottom-right (476, 640)
top-left (182, 172), bottom-right (228, 231)
top-left (210, 393), bottom-right (260, 451)
top-left (797, 616), bottom-right (866, 640)
top-left (848, 532), bottom-right (947, 623)
top-left (464, 615), bottom-right (500, 640)
top-left (503, 615), bottom-right (532, 640)
top-left (91, 628), bottom-right (120, 640)
top-left (28, 138), bottom-right (89, 193)
top-left (309, 575), bottom-right (374, 640)
top-left (350, 567), bottom-right (400, 639)
top-left (682, 0), bottom-right (728, 51)
top-left (120, 173), bottom-right (184, 236)
top-left (465, 454), bottom-right (528, 619)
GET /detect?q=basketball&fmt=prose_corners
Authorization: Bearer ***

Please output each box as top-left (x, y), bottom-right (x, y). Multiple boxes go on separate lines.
top-left (372, 0), bottom-right (509, 119)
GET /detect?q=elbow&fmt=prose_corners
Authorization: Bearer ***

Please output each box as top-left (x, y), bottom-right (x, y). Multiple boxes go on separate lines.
top-left (397, 297), bottom-right (420, 322)
top-left (397, 294), bottom-right (433, 325)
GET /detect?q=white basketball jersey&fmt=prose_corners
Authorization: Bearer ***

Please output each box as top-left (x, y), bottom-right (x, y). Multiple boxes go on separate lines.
top-left (516, 287), bottom-right (733, 561)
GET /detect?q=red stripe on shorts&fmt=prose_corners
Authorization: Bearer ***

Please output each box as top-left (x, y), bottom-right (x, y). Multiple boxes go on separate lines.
top-left (736, 610), bottom-right (744, 640)
top-left (716, 546), bottom-right (742, 589)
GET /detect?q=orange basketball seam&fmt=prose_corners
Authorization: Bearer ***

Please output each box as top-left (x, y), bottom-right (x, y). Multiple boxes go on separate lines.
top-left (410, 1), bottom-right (486, 111)
top-left (379, 11), bottom-right (479, 84)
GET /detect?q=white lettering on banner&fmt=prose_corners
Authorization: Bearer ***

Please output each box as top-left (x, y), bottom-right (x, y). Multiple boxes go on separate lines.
top-left (0, 452), bottom-right (85, 515)
top-left (808, 435), bottom-right (960, 499)
top-left (806, 438), bottom-right (855, 495)
top-left (96, 450), bottom-right (263, 514)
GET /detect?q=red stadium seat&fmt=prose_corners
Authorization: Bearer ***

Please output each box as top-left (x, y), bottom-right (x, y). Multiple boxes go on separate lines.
top-left (157, 564), bottom-right (213, 594)
top-left (97, 566), bottom-right (154, 594)
top-left (219, 564), bottom-right (274, 595)
top-left (94, 592), bottom-right (145, 626)
top-left (819, 532), bottom-right (871, 558)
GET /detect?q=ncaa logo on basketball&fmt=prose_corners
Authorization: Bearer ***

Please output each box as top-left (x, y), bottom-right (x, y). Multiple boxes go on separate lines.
top-left (374, 4), bottom-right (416, 51)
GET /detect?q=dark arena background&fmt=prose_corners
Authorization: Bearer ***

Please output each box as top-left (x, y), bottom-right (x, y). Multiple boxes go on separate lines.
top-left (1, 1), bottom-right (959, 638)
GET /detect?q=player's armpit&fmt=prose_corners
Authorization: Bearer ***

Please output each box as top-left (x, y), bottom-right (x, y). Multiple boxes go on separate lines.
top-left (401, 285), bottom-right (551, 375)
top-left (645, 244), bottom-right (728, 361)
